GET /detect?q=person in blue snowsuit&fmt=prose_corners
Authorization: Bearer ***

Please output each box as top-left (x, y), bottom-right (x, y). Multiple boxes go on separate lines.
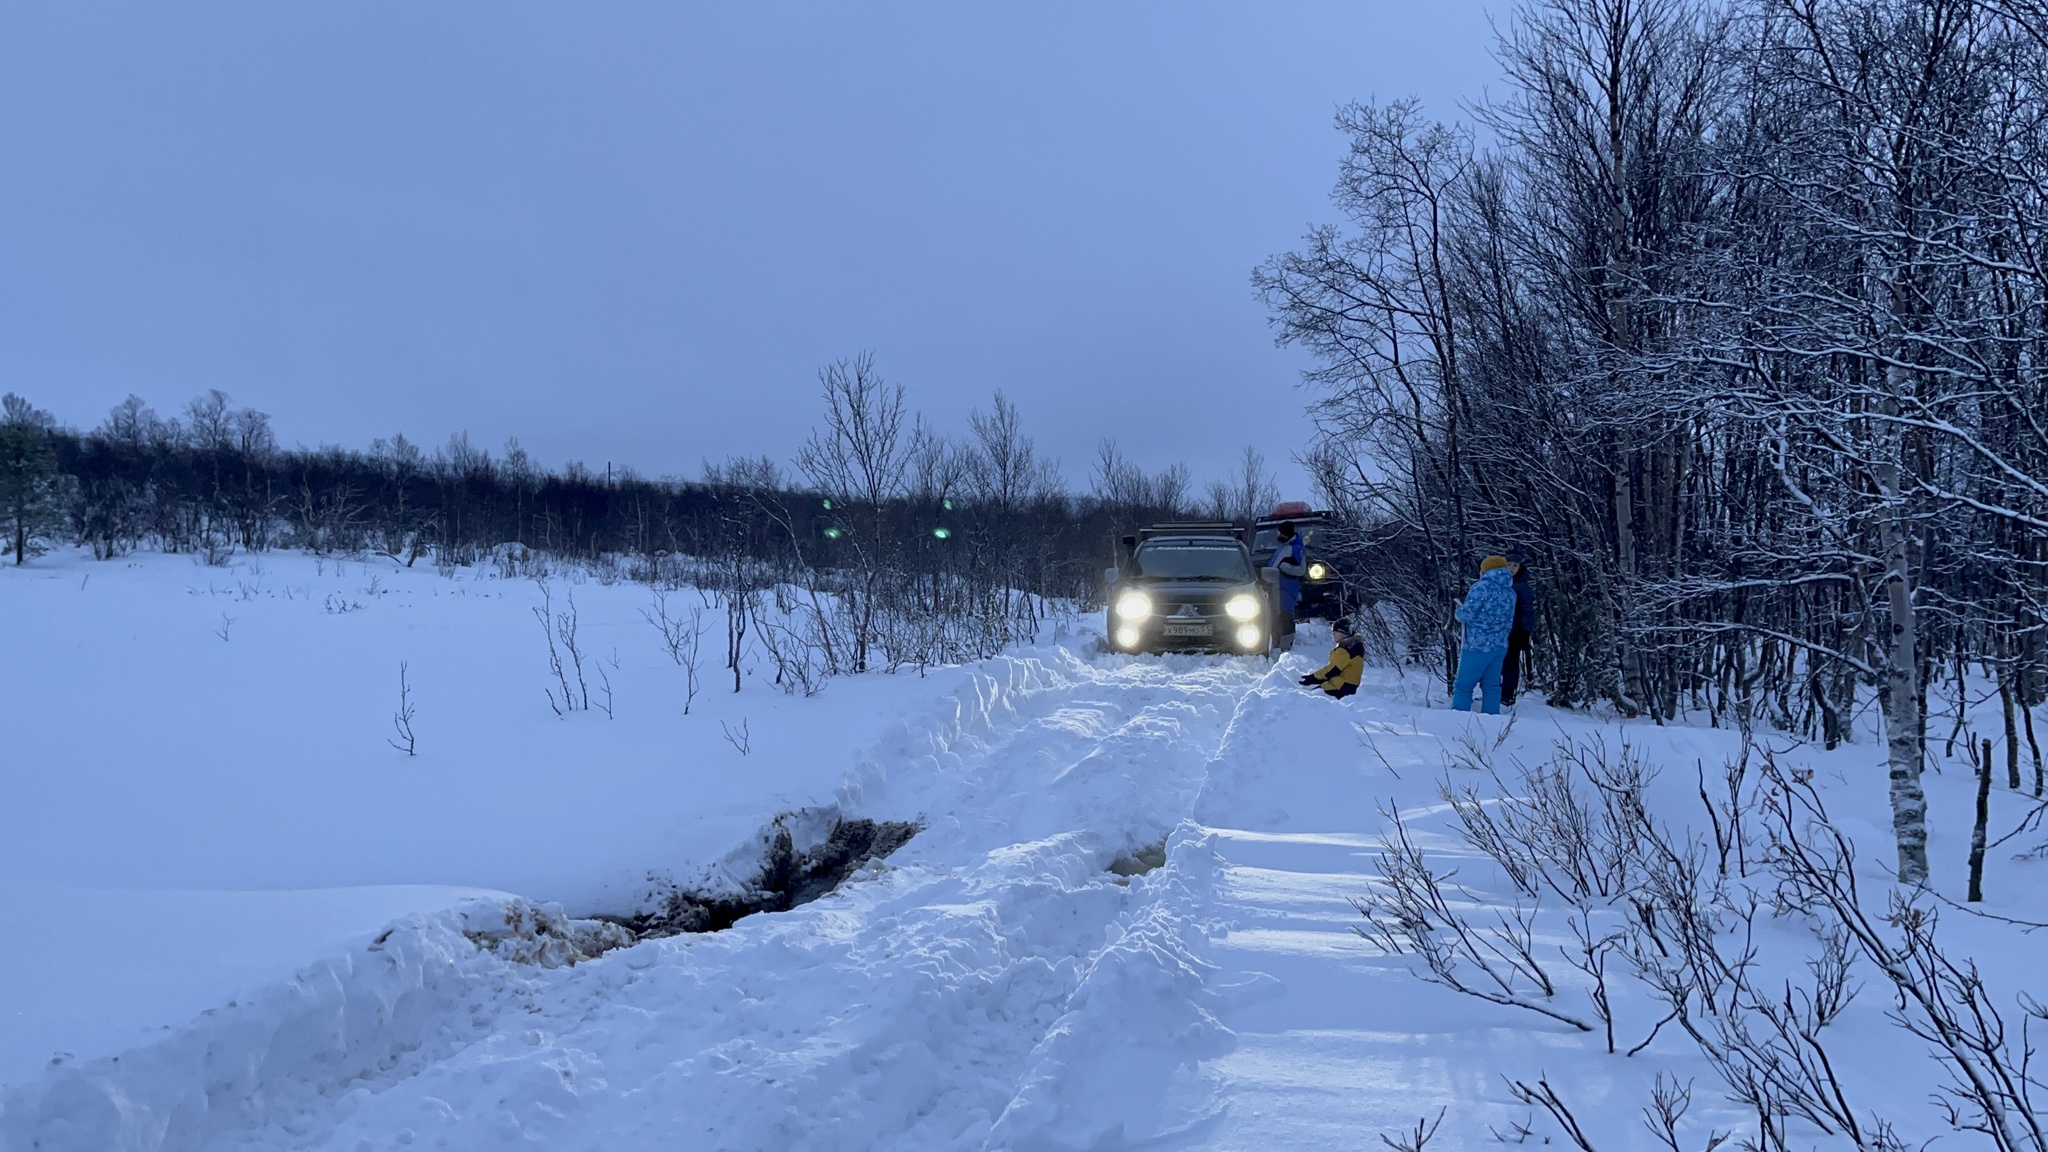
top-left (1267, 522), bottom-right (1308, 651)
top-left (1451, 555), bottom-right (1517, 714)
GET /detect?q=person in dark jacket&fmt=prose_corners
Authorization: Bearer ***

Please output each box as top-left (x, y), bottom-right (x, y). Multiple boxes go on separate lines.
top-left (1500, 549), bottom-right (1536, 706)
top-left (1267, 522), bottom-right (1307, 651)
top-left (1299, 618), bottom-right (1364, 699)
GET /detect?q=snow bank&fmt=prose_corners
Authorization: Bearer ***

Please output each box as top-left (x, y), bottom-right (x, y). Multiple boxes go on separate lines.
top-left (0, 909), bottom-right (503, 1152)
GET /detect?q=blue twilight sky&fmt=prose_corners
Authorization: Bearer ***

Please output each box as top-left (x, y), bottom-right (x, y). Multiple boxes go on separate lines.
top-left (0, 2), bottom-right (1498, 494)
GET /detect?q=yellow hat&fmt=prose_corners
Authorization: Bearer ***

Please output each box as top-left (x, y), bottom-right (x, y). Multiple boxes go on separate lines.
top-left (1479, 555), bottom-right (1511, 574)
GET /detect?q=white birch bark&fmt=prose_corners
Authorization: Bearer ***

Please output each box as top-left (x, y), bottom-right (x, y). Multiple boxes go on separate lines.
top-left (1877, 368), bottom-right (1930, 885)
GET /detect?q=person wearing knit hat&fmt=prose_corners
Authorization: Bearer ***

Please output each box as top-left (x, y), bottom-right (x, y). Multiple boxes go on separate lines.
top-left (1451, 555), bottom-right (1517, 714)
top-left (1298, 617), bottom-right (1364, 700)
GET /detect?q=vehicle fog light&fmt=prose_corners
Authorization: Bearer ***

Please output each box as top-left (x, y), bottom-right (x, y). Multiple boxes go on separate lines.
top-left (1235, 624), bottom-right (1262, 648)
top-left (1114, 591), bottom-right (1153, 621)
top-left (1116, 625), bottom-right (1142, 649)
top-left (1224, 594), bottom-right (1260, 621)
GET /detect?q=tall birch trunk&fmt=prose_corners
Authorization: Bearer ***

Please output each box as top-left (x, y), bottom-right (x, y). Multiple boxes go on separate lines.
top-left (1877, 366), bottom-right (1930, 885)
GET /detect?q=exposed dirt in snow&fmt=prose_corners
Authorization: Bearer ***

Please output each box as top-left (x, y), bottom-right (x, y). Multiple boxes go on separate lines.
top-left (1108, 837), bottom-right (1168, 878)
top-left (613, 816), bottom-right (922, 938)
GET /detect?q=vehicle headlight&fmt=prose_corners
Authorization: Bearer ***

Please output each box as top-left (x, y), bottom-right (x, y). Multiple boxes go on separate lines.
top-left (1114, 591), bottom-right (1153, 621)
top-left (1307, 562), bottom-right (1329, 581)
top-left (1224, 594), bottom-right (1261, 621)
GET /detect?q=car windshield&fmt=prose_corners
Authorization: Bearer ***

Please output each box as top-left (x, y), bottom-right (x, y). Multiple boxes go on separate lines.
top-left (1132, 545), bottom-right (1249, 581)
top-left (1252, 526), bottom-right (1316, 555)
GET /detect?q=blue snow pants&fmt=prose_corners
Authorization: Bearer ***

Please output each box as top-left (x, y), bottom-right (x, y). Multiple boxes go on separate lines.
top-left (1451, 646), bottom-right (1505, 715)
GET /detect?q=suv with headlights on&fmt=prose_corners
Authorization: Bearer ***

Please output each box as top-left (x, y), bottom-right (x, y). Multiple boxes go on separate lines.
top-left (1103, 523), bottom-right (1276, 655)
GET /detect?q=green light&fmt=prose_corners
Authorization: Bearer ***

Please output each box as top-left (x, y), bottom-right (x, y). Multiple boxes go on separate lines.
top-left (932, 527), bottom-right (952, 540)
top-left (821, 499), bottom-right (833, 510)
top-left (824, 527), bottom-right (843, 540)
top-left (942, 499), bottom-right (953, 511)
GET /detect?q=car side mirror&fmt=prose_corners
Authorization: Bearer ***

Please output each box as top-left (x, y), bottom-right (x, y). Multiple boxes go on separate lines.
top-left (1258, 567), bottom-right (1278, 585)
top-left (1104, 566), bottom-right (1120, 585)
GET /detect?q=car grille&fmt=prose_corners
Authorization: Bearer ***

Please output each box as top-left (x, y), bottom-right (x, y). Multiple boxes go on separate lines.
top-left (1154, 595), bottom-right (1228, 620)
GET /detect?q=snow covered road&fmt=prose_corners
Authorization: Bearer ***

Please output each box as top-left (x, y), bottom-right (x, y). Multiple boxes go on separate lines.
top-left (11, 571), bottom-right (2011, 1151)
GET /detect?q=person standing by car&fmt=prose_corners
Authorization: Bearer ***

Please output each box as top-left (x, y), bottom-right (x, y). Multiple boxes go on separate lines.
top-left (1299, 617), bottom-right (1364, 699)
top-left (1500, 549), bottom-right (1536, 707)
top-left (1451, 555), bottom-right (1516, 715)
top-left (1267, 521), bottom-right (1307, 650)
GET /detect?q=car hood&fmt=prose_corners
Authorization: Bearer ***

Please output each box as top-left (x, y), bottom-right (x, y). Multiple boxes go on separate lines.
top-left (1127, 577), bottom-right (1258, 596)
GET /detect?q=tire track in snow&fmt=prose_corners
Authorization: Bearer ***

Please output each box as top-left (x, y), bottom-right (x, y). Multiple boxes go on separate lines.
top-left (1, 647), bottom-right (1276, 1152)
top-left (980, 669), bottom-right (1305, 1151)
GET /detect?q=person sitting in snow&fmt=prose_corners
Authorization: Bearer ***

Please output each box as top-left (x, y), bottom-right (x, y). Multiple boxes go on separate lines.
top-left (1450, 555), bottom-right (1517, 715)
top-left (1299, 617), bottom-right (1364, 699)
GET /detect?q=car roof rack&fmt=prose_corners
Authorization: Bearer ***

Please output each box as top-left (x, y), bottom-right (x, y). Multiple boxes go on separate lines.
top-left (1137, 522), bottom-right (1245, 542)
top-left (1252, 510), bottom-right (1330, 527)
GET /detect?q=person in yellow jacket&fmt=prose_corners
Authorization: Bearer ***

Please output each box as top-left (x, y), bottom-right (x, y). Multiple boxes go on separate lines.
top-left (1299, 618), bottom-right (1364, 699)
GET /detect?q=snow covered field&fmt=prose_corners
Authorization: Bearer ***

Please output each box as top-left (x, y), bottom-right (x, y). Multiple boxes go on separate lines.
top-left (4, 549), bottom-right (2043, 1150)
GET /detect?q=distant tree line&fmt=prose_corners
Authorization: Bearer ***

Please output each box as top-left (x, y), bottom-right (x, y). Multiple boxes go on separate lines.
top-left (1259, 0), bottom-right (2048, 882)
top-left (0, 359), bottom-right (1294, 671)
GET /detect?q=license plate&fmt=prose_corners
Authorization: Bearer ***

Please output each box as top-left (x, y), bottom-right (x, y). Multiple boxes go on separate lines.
top-left (1162, 622), bottom-right (1213, 637)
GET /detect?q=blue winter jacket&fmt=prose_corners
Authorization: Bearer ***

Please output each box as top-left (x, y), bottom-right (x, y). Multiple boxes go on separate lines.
top-left (1455, 567), bottom-right (1517, 653)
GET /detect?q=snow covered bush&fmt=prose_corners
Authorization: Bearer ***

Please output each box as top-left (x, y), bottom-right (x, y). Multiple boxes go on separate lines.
top-left (1359, 732), bottom-right (2048, 1149)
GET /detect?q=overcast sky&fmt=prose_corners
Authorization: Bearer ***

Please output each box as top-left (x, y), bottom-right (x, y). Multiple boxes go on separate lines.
top-left (1, 2), bottom-right (1499, 495)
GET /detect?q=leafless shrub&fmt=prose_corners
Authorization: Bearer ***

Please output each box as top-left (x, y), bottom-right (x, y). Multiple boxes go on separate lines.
top-left (756, 612), bottom-right (827, 696)
top-left (1507, 1077), bottom-right (1597, 1151)
top-left (720, 586), bottom-right (754, 693)
top-left (1762, 763), bottom-right (2048, 1152)
top-left (1390, 734), bottom-right (1927, 1148)
top-left (642, 588), bottom-right (709, 713)
top-left (199, 530), bottom-right (234, 567)
top-left (533, 577), bottom-right (591, 715)
top-left (1379, 1107), bottom-right (1446, 1152)
top-left (1644, 1074), bottom-right (1729, 1152)
top-left (1564, 910), bottom-right (1623, 1053)
top-left (1613, 779), bottom-right (1873, 1146)
top-left (1698, 743), bottom-right (1757, 880)
top-left (720, 718), bottom-right (751, 757)
top-left (596, 649), bottom-right (617, 720)
top-left (1355, 724), bottom-right (1408, 781)
top-left (388, 661), bottom-right (417, 756)
top-left (1489, 1114), bottom-right (1539, 1144)
top-left (1446, 735), bottom-right (1651, 907)
top-left (1354, 803), bottom-right (1594, 1032)
top-left (1442, 779), bottom-right (1540, 898)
